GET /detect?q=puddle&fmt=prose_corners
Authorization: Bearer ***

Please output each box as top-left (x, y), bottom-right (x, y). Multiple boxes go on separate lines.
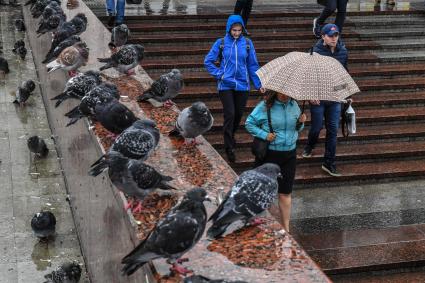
top-left (31, 239), bottom-right (57, 271)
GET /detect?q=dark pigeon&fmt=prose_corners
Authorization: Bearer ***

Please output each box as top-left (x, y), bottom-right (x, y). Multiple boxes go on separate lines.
top-left (137, 69), bottom-right (183, 107)
top-left (169, 101), bottom-right (213, 144)
top-left (27, 135), bottom-right (49, 158)
top-left (37, 14), bottom-right (63, 35)
top-left (24, 0), bottom-right (37, 7)
top-left (0, 56), bottom-right (10, 78)
top-left (31, 211), bottom-right (56, 239)
top-left (31, 0), bottom-right (60, 19)
top-left (66, 13), bottom-right (87, 35)
top-left (64, 82), bottom-right (119, 126)
top-left (51, 70), bottom-right (102, 107)
top-left (94, 100), bottom-right (138, 135)
top-left (98, 44), bottom-right (144, 75)
top-left (43, 261), bottom-right (82, 283)
top-left (207, 163), bottom-right (281, 239)
top-left (89, 119), bottom-right (160, 174)
top-left (121, 188), bottom-right (209, 276)
top-left (184, 275), bottom-right (248, 283)
top-left (13, 79), bottom-right (36, 107)
top-left (14, 19), bottom-right (26, 32)
top-left (109, 23), bottom-right (130, 51)
top-left (89, 151), bottom-right (176, 212)
top-left (12, 39), bottom-right (27, 60)
top-left (42, 35), bottom-right (80, 64)
top-left (46, 22), bottom-right (77, 60)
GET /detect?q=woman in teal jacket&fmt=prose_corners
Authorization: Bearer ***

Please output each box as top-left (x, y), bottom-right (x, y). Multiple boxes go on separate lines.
top-left (204, 14), bottom-right (264, 163)
top-left (246, 91), bottom-right (306, 232)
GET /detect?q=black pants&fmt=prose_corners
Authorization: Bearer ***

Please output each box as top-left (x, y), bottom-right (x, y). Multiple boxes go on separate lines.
top-left (255, 149), bottom-right (297, 195)
top-left (317, 0), bottom-right (348, 33)
top-left (219, 90), bottom-right (249, 151)
top-left (234, 0), bottom-right (253, 26)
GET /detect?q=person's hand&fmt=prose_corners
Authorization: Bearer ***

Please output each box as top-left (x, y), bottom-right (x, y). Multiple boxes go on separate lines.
top-left (298, 114), bottom-right (307, 123)
top-left (309, 100), bottom-right (320, 105)
top-left (266, 133), bottom-right (276, 141)
top-left (259, 87), bottom-right (266, 94)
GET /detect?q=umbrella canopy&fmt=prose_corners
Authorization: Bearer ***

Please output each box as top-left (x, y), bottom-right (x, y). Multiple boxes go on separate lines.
top-left (256, 51), bottom-right (360, 101)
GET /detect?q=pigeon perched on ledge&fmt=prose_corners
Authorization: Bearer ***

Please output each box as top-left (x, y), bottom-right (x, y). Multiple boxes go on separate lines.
top-left (31, 211), bottom-right (56, 239)
top-left (98, 44), bottom-right (144, 75)
top-left (46, 41), bottom-right (89, 77)
top-left (13, 79), bottom-right (36, 107)
top-left (42, 35), bottom-right (80, 64)
top-left (27, 135), bottom-right (49, 158)
top-left (43, 261), bottom-right (82, 283)
top-left (121, 188), bottom-right (209, 276)
top-left (207, 163), bottom-right (281, 239)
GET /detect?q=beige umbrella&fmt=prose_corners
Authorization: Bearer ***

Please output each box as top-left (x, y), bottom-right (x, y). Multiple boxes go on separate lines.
top-left (256, 51), bottom-right (360, 101)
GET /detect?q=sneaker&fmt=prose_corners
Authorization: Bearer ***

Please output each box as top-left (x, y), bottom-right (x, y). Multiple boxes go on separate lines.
top-left (107, 14), bottom-right (115, 27)
top-left (302, 147), bottom-right (312, 158)
top-left (313, 18), bottom-right (321, 38)
top-left (321, 163), bottom-right (342, 177)
top-left (226, 148), bottom-right (236, 163)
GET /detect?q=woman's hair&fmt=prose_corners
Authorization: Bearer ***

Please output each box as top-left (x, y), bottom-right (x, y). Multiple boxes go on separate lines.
top-left (264, 90), bottom-right (278, 110)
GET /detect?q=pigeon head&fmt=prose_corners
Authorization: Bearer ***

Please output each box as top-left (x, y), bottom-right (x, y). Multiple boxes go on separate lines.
top-left (132, 44), bottom-right (144, 62)
top-left (74, 13), bottom-right (88, 23)
top-left (14, 40), bottom-right (25, 49)
top-left (170, 68), bottom-right (182, 80)
top-left (184, 187), bottom-right (209, 203)
top-left (47, 14), bottom-right (61, 29)
top-left (191, 102), bottom-right (208, 116)
top-left (84, 70), bottom-right (102, 82)
top-left (22, 80), bottom-right (36, 92)
top-left (254, 163), bottom-right (282, 179)
top-left (75, 41), bottom-right (90, 60)
top-left (27, 135), bottom-right (40, 147)
top-left (117, 24), bottom-right (129, 33)
top-left (101, 82), bottom-right (118, 95)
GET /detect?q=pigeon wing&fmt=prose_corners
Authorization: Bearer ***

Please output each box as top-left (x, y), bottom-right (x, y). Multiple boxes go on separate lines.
top-left (111, 130), bottom-right (155, 160)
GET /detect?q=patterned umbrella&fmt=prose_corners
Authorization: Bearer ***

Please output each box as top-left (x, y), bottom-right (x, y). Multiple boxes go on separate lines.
top-left (256, 51), bottom-right (360, 101)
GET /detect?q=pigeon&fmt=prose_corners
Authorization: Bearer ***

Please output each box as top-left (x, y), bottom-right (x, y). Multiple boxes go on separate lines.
top-left (31, 211), bottom-right (56, 239)
top-left (13, 79), bottom-right (36, 107)
top-left (94, 100), bottom-right (138, 135)
top-left (46, 41), bottom-right (89, 76)
top-left (169, 102), bottom-right (213, 145)
top-left (98, 44), bottom-right (144, 75)
top-left (12, 40), bottom-right (27, 60)
top-left (46, 23), bottom-right (77, 59)
top-left (121, 188), bottom-right (209, 276)
top-left (207, 163), bottom-right (281, 239)
top-left (14, 19), bottom-right (26, 31)
top-left (43, 261), bottom-right (82, 283)
top-left (137, 69), bottom-right (183, 107)
top-left (27, 135), bottom-right (49, 158)
top-left (64, 82), bottom-right (119, 126)
top-left (184, 275), bottom-right (248, 283)
top-left (37, 14), bottom-right (63, 36)
top-left (0, 57), bottom-right (10, 79)
top-left (31, 0), bottom-right (60, 19)
top-left (89, 119), bottom-right (160, 174)
top-left (89, 151), bottom-right (176, 212)
top-left (51, 70), bottom-right (102, 107)
top-left (24, 0), bottom-right (37, 7)
top-left (65, 13), bottom-right (87, 36)
top-left (42, 35), bottom-right (80, 64)
top-left (108, 24), bottom-right (130, 51)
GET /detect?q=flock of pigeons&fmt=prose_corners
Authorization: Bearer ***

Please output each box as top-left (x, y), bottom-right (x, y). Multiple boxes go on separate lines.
top-left (0, 1), bottom-right (287, 282)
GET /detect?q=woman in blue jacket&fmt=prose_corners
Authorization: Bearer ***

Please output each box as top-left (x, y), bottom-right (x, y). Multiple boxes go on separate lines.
top-left (246, 91), bottom-right (306, 232)
top-left (204, 15), bottom-right (264, 163)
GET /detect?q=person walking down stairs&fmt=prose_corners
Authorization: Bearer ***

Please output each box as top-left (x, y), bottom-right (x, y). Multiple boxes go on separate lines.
top-left (313, 0), bottom-right (348, 38)
top-left (234, 0), bottom-right (253, 35)
top-left (106, 0), bottom-right (126, 27)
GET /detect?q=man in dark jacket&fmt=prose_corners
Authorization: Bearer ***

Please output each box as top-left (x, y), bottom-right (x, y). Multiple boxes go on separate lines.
top-left (313, 0), bottom-right (348, 38)
top-left (234, 0), bottom-right (253, 34)
top-left (303, 24), bottom-right (348, 177)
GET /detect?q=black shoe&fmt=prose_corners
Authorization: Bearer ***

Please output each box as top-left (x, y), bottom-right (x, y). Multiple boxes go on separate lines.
top-left (313, 18), bottom-right (321, 38)
top-left (321, 163), bottom-right (342, 177)
top-left (226, 149), bottom-right (236, 163)
top-left (107, 15), bottom-right (115, 27)
top-left (302, 146), bottom-right (312, 158)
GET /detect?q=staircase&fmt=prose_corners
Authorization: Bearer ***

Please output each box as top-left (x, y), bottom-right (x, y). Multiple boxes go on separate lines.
top-left (89, 3), bottom-right (425, 280)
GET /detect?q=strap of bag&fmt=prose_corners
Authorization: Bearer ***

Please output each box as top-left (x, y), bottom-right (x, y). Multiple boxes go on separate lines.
top-left (267, 108), bottom-right (274, 134)
top-left (341, 102), bottom-right (349, 138)
top-left (217, 37), bottom-right (251, 64)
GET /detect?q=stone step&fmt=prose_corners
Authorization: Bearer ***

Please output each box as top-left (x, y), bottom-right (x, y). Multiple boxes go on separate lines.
top-left (331, 269), bottom-right (425, 282)
top-left (292, 224), bottom-right (425, 274)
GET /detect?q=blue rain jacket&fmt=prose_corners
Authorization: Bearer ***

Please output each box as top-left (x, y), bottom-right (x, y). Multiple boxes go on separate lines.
top-left (246, 100), bottom-right (304, 151)
top-left (204, 15), bottom-right (262, 91)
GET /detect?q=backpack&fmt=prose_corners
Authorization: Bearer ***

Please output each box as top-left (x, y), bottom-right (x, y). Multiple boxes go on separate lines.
top-left (216, 37), bottom-right (251, 64)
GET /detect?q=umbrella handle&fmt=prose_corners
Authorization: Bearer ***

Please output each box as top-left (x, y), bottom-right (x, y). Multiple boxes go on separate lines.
top-left (302, 101), bottom-right (306, 114)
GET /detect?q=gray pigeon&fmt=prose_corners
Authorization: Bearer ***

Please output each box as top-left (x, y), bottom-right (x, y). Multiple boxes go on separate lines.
top-left (137, 69), bottom-right (183, 107)
top-left (31, 211), bottom-right (56, 239)
top-left (27, 135), bottom-right (49, 158)
top-left (51, 70), bottom-right (102, 107)
top-left (13, 79), bottom-right (36, 107)
top-left (0, 56), bottom-right (9, 79)
top-left (121, 188), bottom-right (209, 276)
top-left (169, 102), bottom-right (213, 145)
top-left (98, 44), bottom-right (144, 75)
top-left (89, 119), bottom-right (160, 176)
top-left (42, 35), bottom-right (81, 64)
top-left (184, 275), bottom-right (248, 283)
top-left (46, 41), bottom-right (89, 76)
top-left (64, 82), bottom-right (119, 126)
top-left (207, 163), bottom-right (281, 239)
top-left (43, 261), bottom-right (82, 283)
top-left (89, 151), bottom-right (176, 212)
top-left (14, 19), bottom-right (26, 31)
top-left (109, 23), bottom-right (130, 51)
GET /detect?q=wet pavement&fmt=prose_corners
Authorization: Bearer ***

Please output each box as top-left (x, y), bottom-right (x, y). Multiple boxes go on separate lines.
top-left (0, 6), bottom-right (88, 283)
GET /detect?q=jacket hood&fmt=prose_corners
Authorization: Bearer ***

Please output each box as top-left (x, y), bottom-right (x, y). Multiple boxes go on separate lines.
top-left (226, 15), bottom-right (246, 34)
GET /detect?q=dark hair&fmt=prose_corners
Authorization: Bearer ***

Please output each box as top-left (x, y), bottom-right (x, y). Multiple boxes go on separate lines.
top-left (264, 90), bottom-right (278, 110)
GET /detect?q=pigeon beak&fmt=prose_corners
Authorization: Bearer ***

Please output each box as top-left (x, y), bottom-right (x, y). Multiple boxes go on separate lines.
top-left (277, 173), bottom-right (283, 179)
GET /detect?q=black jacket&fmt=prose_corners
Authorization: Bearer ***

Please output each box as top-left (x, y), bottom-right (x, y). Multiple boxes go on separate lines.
top-left (313, 39), bottom-right (348, 70)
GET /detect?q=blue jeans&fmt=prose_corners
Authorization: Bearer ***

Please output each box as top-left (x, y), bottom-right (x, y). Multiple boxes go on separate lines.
top-left (106, 0), bottom-right (125, 23)
top-left (317, 0), bottom-right (348, 33)
top-left (306, 101), bottom-right (341, 166)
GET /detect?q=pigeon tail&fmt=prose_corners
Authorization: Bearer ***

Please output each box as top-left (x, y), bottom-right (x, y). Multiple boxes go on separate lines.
top-left (206, 223), bottom-right (229, 239)
top-left (158, 181), bottom-right (177, 191)
top-left (51, 92), bottom-right (69, 108)
top-left (121, 260), bottom-right (146, 276)
top-left (40, 146), bottom-right (49, 158)
top-left (65, 106), bottom-right (84, 126)
top-left (99, 61), bottom-right (113, 71)
top-left (168, 127), bottom-right (181, 137)
top-left (88, 155), bottom-right (108, 176)
top-left (136, 90), bottom-right (153, 102)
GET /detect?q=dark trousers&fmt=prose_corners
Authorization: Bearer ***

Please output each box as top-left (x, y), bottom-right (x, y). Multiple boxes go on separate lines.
top-left (306, 101), bottom-right (341, 167)
top-left (255, 149), bottom-right (297, 195)
top-left (317, 0), bottom-right (348, 33)
top-left (219, 90), bottom-right (249, 151)
top-left (234, 0), bottom-right (253, 26)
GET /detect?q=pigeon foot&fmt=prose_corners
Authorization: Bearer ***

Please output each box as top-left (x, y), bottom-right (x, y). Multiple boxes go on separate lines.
top-left (126, 69), bottom-right (136, 76)
top-left (169, 263), bottom-right (192, 276)
top-left (68, 70), bottom-right (78, 77)
top-left (163, 100), bottom-right (175, 108)
top-left (249, 217), bottom-right (268, 226)
top-left (124, 198), bottom-right (134, 211)
top-left (132, 201), bottom-right (144, 214)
